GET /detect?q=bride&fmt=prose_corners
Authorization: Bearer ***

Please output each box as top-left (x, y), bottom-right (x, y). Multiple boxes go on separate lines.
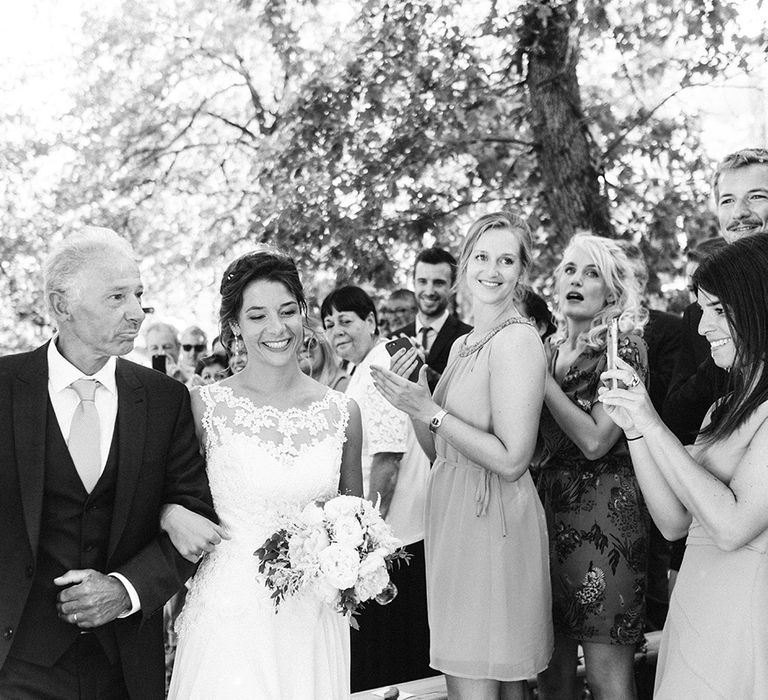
top-left (163, 249), bottom-right (363, 699)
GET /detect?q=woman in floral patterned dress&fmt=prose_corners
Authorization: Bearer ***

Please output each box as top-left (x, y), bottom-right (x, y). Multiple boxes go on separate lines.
top-left (535, 234), bottom-right (650, 700)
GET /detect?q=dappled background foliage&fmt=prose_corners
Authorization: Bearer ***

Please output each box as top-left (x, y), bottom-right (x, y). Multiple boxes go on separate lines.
top-left (1, 0), bottom-right (764, 350)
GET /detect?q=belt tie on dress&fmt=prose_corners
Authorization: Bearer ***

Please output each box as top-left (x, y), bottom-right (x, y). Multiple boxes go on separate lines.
top-left (474, 470), bottom-right (507, 538)
top-left (436, 457), bottom-right (509, 537)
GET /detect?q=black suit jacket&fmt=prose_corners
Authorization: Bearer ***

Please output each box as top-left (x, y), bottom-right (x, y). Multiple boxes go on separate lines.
top-left (644, 308), bottom-right (686, 414)
top-left (0, 343), bottom-right (215, 699)
top-left (662, 303), bottom-right (728, 444)
top-left (394, 314), bottom-right (472, 392)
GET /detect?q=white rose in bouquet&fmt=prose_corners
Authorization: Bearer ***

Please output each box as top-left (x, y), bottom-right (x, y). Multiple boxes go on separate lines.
top-left (323, 494), bottom-right (362, 520)
top-left (355, 552), bottom-right (389, 601)
top-left (367, 518), bottom-right (401, 552)
top-left (358, 496), bottom-right (383, 527)
top-left (288, 527), bottom-right (330, 567)
top-left (299, 501), bottom-right (325, 527)
top-left (333, 515), bottom-right (364, 548)
top-left (318, 543), bottom-right (360, 590)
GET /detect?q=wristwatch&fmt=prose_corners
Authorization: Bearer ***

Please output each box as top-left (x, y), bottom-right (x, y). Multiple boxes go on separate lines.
top-left (429, 409), bottom-right (448, 433)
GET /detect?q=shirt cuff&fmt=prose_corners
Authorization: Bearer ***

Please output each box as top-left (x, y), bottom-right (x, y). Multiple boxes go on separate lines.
top-left (108, 572), bottom-right (141, 617)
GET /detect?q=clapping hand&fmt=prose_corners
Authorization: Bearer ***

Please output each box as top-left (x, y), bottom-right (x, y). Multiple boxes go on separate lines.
top-left (597, 356), bottom-right (658, 435)
top-left (389, 343), bottom-right (423, 379)
top-left (160, 504), bottom-right (230, 563)
top-left (371, 348), bottom-right (437, 423)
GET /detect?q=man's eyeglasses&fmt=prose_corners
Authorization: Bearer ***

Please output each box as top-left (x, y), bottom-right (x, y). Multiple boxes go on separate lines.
top-left (301, 337), bottom-right (318, 351)
top-left (182, 344), bottom-right (207, 352)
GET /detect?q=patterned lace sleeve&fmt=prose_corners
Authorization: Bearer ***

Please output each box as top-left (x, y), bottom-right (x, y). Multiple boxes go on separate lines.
top-left (329, 390), bottom-right (351, 445)
top-left (197, 384), bottom-right (219, 452)
top-left (360, 372), bottom-right (409, 454)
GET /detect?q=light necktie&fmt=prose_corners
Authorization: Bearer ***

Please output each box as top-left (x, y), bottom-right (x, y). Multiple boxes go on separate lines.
top-left (68, 378), bottom-right (102, 493)
top-left (420, 326), bottom-right (432, 355)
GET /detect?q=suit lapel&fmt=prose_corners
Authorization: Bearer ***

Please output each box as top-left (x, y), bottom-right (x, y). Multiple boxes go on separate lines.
top-left (428, 315), bottom-right (458, 364)
top-left (14, 344), bottom-right (51, 558)
top-left (393, 322), bottom-right (415, 339)
top-left (108, 359), bottom-right (147, 557)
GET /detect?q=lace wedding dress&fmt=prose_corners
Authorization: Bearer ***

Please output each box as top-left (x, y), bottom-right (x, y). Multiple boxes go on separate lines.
top-left (168, 384), bottom-right (351, 699)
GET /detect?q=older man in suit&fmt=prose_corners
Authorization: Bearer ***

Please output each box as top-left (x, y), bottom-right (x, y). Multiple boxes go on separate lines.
top-left (0, 227), bottom-right (216, 699)
top-left (393, 247), bottom-right (472, 392)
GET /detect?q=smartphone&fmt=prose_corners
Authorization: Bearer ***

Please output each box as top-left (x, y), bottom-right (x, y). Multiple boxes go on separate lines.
top-left (607, 318), bottom-right (618, 389)
top-left (151, 354), bottom-right (167, 374)
top-left (385, 336), bottom-right (424, 383)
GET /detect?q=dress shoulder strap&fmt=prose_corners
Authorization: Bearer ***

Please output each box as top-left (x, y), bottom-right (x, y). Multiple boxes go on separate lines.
top-left (458, 316), bottom-right (536, 357)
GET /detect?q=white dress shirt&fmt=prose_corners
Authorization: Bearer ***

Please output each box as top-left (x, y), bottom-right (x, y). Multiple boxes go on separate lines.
top-left (415, 309), bottom-right (449, 355)
top-left (47, 338), bottom-right (141, 616)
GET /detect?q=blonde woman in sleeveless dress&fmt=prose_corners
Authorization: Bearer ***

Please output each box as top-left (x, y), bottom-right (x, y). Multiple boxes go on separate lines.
top-left (599, 234), bottom-right (768, 698)
top-left (159, 250), bottom-right (363, 699)
top-left (372, 212), bottom-right (553, 700)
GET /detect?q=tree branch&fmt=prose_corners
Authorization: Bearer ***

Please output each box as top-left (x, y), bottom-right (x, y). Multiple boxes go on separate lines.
top-left (203, 111), bottom-right (259, 141)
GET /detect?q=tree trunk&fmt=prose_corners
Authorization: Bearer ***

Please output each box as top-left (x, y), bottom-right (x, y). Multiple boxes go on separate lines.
top-left (522, 0), bottom-right (614, 244)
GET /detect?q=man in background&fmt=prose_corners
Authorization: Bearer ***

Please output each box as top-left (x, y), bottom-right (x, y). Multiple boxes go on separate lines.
top-left (178, 326), bottom-right (208, 383)
top-left (664, 148), bottom-right (768, 443)
top-left (663, 147), bottom-right (768, 587)
top-left (393, 247), bottom-right (471, 392)
top-left (387, 289), bottom-right (417, 333)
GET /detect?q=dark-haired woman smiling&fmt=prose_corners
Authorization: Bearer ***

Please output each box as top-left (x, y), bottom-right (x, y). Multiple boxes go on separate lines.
top-left (161, 249), bottom-right (363, 698)
top-left (599, 234), bottom-right (768, 698)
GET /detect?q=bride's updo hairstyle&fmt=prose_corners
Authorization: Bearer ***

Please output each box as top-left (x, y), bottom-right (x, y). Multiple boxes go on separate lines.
top-left (456, 211), bottom-right (534, 304)
top-left (219, 248), bottom-right (307, 350)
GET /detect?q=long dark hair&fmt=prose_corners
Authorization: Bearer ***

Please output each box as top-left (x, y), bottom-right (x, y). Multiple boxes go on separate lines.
top-left (219, 250), bottom-right (307, 350)
top-left (693, 235), bottom-right (768, 441)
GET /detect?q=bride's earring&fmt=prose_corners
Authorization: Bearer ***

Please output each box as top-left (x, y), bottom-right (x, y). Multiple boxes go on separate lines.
top-left (231, 325), bottom-right (245, 354)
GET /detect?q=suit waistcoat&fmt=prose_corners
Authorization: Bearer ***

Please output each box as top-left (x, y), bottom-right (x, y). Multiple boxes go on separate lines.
top-left (9, 400), bottom-right (120, 666)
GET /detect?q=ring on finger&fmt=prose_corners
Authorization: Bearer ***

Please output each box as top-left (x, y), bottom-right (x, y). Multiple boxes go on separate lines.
top-left (627, 372), bottom-right (641, 389)
top-left (73, 613), bottom-right (78, 623)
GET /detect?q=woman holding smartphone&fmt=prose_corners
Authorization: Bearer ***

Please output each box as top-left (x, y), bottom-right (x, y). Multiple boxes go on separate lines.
top-left (372, 212), bottom-right (552, 700)
top-left (598, 233), bottom-right (768, 698)
top-left (534, 233), bottom-right (649, 700)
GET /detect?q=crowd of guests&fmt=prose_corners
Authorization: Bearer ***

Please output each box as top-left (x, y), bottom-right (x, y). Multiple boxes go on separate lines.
top-left (163, 146), bottom-right (766, 699)
top-left (5, 146), bottom-right (767, 699)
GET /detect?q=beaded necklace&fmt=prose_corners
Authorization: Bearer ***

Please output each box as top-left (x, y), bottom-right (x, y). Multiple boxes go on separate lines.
top-left (457, 316), bottom-right (534, 357)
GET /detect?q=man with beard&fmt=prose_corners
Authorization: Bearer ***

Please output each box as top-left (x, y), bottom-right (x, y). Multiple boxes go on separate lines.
top-left (662, 148), bottom-right (768, 588)
top-left (393, 247), bottom-right (472, 392)
top-left (664, 148), bottom-right (768, 443)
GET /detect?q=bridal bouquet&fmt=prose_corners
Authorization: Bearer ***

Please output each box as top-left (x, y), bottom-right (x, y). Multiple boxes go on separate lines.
top-left (254, 495), bottom-right (410, 628)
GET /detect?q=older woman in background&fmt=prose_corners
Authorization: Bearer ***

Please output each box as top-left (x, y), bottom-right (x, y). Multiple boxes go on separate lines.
top-left (534, 233), bottom-right (649, 700)
top-left (372, 212), bottom-right (552, 700)
top-left (321, 286), bottom-right (432, 691)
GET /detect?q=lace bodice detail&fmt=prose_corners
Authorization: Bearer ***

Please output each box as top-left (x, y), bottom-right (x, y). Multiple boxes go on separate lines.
top-left (174, 383), bottom-right (353, 666)
top-left (198, 384), bottom-right (350, 539)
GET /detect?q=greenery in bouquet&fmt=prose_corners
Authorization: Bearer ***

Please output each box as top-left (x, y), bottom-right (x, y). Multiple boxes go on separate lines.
top-left (254, 495), bottom-right (410, 628)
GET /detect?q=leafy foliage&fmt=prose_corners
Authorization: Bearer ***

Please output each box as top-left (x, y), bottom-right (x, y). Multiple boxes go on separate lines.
top-left (1, 0), bottom-right (763, 349)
